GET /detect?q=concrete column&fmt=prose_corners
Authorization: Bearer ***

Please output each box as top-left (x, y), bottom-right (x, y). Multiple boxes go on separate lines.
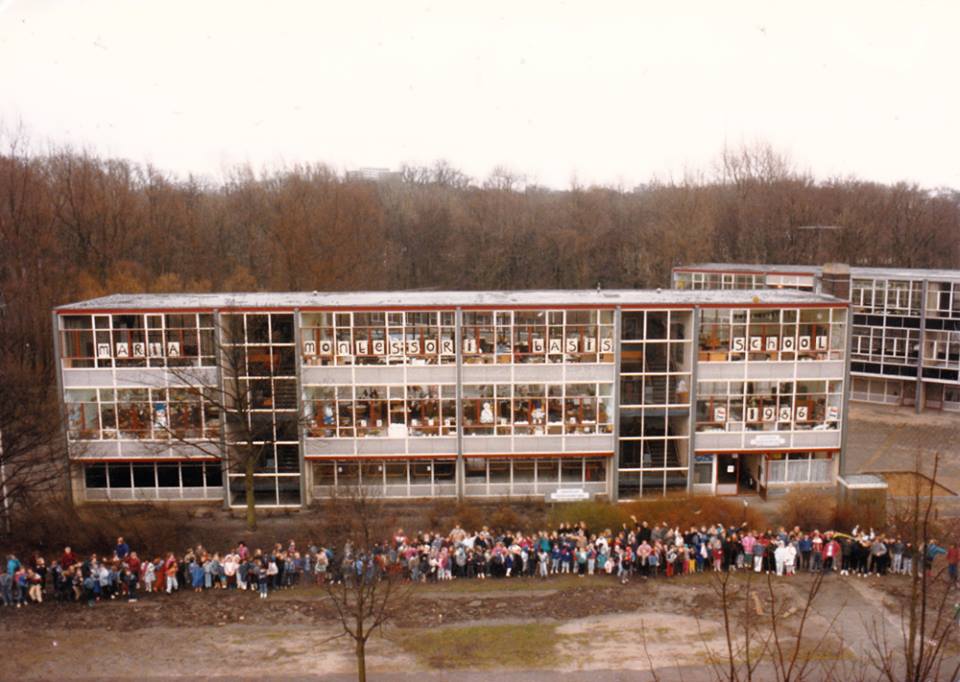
top-left (611, 306), bottom-right (621, 502)
top-left (213, 309), bottom-right (230, 510)
top-left (687, 306), bottom-right (700, 493)
top-left (294, 308), bottom-right (309, 506)
top-left (838, 303), bottom-right (853, 479)
top-left (51, 311), bottom-right (75, 505)
top-left (454, 307), bottom-right (464, 502)
top-left (915, 279), bottom-right (929, 414)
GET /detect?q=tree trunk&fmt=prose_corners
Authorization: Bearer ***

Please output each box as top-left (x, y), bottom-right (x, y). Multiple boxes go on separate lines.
top-left (244, 458), bottom-right (257, 531)
top-left (356, 639), bottom-right (366, 682)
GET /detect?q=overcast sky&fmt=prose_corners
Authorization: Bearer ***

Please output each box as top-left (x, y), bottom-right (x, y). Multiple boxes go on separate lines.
top-left (2, 0), bottom-right (958, 189)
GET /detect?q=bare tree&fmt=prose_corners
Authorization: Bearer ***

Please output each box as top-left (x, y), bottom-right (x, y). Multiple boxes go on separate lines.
top-left (0, 356), bottom-right (70, 533)
top-left (700, 565), bottom-right (843, 682)
top-left (158, 312), bottom-right (300, 530)
top-left (866, 453), bottom-right (960, 682)
top-left (321, 486), bottom-right (409, 682)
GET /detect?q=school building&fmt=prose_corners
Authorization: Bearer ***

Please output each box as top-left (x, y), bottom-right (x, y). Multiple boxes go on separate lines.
top-left (54, 288), bottom-right (848, 506)
top-left (672, 264), bottom-right (960, 412)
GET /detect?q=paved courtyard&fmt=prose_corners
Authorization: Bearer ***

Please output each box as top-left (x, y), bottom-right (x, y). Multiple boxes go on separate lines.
top-left (845, 402), bottom-right (960, 493)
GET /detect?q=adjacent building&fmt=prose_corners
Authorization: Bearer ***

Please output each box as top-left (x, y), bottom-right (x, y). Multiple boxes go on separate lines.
top-left (54, 289), bottom-right (847, 506)
top-left (673, 264), bottom-right (960, 412)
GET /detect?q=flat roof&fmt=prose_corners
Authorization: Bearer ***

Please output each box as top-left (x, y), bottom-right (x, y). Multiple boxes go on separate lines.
top-left (675, 263), bottom-right (960, 280)
top-left (838, 474), bottom-right (888, 490)
top-left (56, 288), bottom-right (845, 312)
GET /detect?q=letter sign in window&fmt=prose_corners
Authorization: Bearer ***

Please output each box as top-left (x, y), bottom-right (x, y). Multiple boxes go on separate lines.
top-left (318, 340), bottom-right (334, 355)
top-left (97, 343), bottom-right (111, 359)
top-left (762, 406), bottom-right (776, 422)
top-left (782, 336), bottom-right (795, 351)
top-left (766, 337), bottom-right (778, 351)
top-left (714, 406), bottom-right (727, 422)
top-left (798, 336), bottom-right (812, 351)
top-left (746, 407), bottom-right (759, 422)
top-left (303, 340), bottom-right (317, 356)
top-left (423, 339), bottom-right (437, 355)
top-left (732, 338), bottom-right (746, 352)
top-left (750, 337), bottom-right (763, 351)
top-left (166, 342), bottom-right (180, 357)
top-left (584, 336), bottom-right (596, 353)
top-left (407, 340), bottom-right (420, 355)
top-left (599, 338), bottom-right (613, 353)
top-left (778, 406), bottom-right (792, 422)
top-left (463, 338), bottom-right (477, 354)
top-left (355, 340), bottom-right (368, 355)
top-left (389, 339), bottom-right (403, 355)
top-left (795, 405), bottom-right (808, 420)
top-left (816, 335), bottom-right (828, 350)
top-left (337, 341), bottom-right (352, 356)
top-left (132, 342), bottom-right (146, 358)
top-left (548, 338), bottom-right (563, 354)
top-left (440, 339), bottom-right (455, 355)
top-left (372, 339), bottom-right (386, 355)
top-left (148, 342), bottom-right (163, 357)
top-left (115, 342), bottom-right (129, 358)
top-left (565, 337), bottom-right (579, 353)
top-left (532, 338), bottom-right (545, 353)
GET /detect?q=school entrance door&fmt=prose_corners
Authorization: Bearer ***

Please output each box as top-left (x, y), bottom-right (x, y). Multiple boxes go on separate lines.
top-left (716, 454), bottom-right (739, 495)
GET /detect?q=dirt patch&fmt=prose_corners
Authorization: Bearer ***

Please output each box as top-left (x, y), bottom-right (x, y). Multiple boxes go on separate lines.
top-left (0, 573), bottom-right (923, 679)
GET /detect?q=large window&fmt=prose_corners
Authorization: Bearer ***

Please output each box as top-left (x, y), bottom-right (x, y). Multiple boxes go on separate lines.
top-left (83, 461), bottom-right (223, 499)
top-left (852, 278), bottom-right (923, 316)
top-left (304, 384), bottom-right (458, 437)
top-left (222, 313), bottom-right (301, 507)
top-left (922, 331), bottom-right (960, 371)
top-left (767, 452), bottom-right (833, 484)
top-left (695, 380), bottom-right (842, 433)
top-left (301, 310), bottom-right (458, 367)
top-left (301, 309), bottom-right (614, 367)
top-left (65, 387), bottom-right (220, 441)
top-left (60, 313), bottom-right (215, 369)
top-left (926, 281), bottom-right (960, 319)
top-left (461, 383), bottom-right (613, 436)
top-left (698, 307), bottom-right (845, 362)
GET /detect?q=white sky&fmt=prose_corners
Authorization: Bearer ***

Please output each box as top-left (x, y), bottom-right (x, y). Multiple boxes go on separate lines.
top-left (1, 0), bottom-right (958, 189)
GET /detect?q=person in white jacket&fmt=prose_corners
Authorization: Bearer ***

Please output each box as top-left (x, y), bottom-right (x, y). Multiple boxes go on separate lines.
top-left (784, 543), bottom-right (798, 575)
top-left (774, 542), bottom-right (788, 576)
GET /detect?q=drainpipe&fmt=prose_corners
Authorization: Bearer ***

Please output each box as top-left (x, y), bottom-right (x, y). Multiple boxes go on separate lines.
top-left (455, 307), bottom-right (464, 502)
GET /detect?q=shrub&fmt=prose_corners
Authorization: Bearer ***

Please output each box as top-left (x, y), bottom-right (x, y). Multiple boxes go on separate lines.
top-left (451, 502), bottom-right (485, 532)
top-left (489, 504), bottom-right (520, 531)
top-left (622, 495), bottom-right (768, 531)
top-left (778, 490), bottom-right (837, 531)
top-left (547, 500), bottom-right (628, 535)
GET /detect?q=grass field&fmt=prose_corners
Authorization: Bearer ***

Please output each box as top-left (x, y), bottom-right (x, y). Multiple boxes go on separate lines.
top-left (394, 622), bottom-right (567, 669)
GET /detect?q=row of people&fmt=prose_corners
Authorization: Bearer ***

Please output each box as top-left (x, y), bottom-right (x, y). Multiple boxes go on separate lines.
top-left (2, 523), bottom-right (956, 607)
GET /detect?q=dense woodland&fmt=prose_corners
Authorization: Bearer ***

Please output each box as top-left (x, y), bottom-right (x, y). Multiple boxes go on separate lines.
top-left (0, 140), bottom-right (959, 505)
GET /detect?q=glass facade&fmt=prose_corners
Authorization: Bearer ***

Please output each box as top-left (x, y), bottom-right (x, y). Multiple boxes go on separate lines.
top-left (220, 313), bottom-right (301, 506)
top-left (698, 307), bottom-right (846, 362)
top-left (58, 292), bottom-right (848, 505)
top-left (674, 264), bottom-right (960, 413)
top-left (617, 310), bottom-right (693, 499)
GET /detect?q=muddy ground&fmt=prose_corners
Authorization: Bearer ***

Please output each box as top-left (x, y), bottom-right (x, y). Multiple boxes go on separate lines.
top-left (1, 571), bottom-right (946, 680)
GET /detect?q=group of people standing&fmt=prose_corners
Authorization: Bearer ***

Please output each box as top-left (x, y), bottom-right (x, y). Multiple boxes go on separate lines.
top-left (1, 520), bottom-right (956, 608)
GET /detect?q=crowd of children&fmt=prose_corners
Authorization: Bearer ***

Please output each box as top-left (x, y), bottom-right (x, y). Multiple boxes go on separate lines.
top-left (1, 520), bottom-right (955, 607)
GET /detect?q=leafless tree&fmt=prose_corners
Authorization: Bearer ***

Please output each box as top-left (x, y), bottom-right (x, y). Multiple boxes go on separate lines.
top-left (321, 486), bottom-right (410, 682)
top-left (699, 565), bottom-right (843, 682)
top-left (156, 313), bottom-right (301, 530)
top-left (0, 357), bottom-right (70, 533)
top-left (865, 453), bottom-right (960, 682)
